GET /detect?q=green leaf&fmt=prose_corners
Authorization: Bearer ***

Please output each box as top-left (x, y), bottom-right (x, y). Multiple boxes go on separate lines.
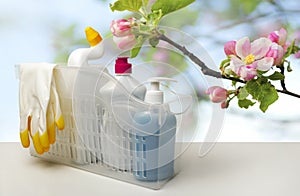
top-left (130, 35), bottom-right (145, 58)
top-left (268, 71), bottom-right (285, 81)
top-left (110, 0), bottom-right (144, 12)
top-left (147, 10), bottom-right (163, 27)
top-left (238, 99), bottom-right (255, 109)
top-left (149, 37), bottom-right (159, 48)
top-left (151, 0), bottom-right (195, 17)
top-left (237, 86), bottom-right (249, 100)
top-left (130, 46), bottom-right (141, 58)
top-left (232, 80), bottom-right (237, 86)
top-left (256, 70), bottom-right (268, 77)
top-left (220, 58), bottom-right (230, 69)
top-left (284, 39), bottom-right (296, 58)
top-left (245, 78), bottom-right (278, 112)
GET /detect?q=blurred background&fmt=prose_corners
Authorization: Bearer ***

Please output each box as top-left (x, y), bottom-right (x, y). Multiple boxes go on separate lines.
top-left (1, 0), bottom-right (300, 142)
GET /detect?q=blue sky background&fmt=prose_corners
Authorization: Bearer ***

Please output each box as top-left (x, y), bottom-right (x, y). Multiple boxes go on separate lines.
top-left (1, 0), bottom-right (300, 142)
top-left (0, 0), bottom-right (114, 141)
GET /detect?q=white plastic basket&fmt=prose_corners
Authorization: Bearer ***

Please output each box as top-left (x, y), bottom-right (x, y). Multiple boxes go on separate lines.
top-left (17, 64), bottom-right (197, 189)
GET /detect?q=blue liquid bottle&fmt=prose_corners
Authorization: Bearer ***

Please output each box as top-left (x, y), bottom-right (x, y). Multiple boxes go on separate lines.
top-left (133, 77), bottom-right (177, 181)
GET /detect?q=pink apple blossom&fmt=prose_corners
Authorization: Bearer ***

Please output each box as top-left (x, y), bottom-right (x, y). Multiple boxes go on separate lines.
top-left (268, 28), bottom-right (287, 47)
top-left (237, 64), bottom-right (257, 81)
top-left (224, 41), bottom-right (237, 56)
top-left (113, 34), bottom-right (137, 50)
top-left (206, 86), bottom-right (228, 103)
top-left (265, 43), bottom-right (284, 65)
top-left (110, 18), bottom-right (135, 37)
top-left (229, 37), bottom-right (274, 80)
top-left (111, 18), bottom-right (137, 50)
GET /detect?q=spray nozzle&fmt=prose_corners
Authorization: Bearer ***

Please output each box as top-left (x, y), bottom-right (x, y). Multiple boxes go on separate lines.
top-left (145, 77), bottom-right (177, 104)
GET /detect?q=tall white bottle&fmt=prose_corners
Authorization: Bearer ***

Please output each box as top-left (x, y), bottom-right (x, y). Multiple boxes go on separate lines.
top-left (99, 57), bottom-right (146, 170)
top-left (66, 27), bottom-right (105, 164)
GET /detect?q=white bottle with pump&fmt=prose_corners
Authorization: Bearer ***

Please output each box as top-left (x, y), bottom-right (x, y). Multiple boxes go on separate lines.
top-left (99, 57), bottom-right (146, 170)
top-left (133, 77), bottom-right (177, 181)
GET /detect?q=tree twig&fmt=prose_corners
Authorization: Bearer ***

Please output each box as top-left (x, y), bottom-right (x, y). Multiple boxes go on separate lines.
top-left (157, 32), bottom-right (222, 78)
top-left (279, 66), bottom-right (287, 91)
top-left (156, 31), bottom-right (300, 99)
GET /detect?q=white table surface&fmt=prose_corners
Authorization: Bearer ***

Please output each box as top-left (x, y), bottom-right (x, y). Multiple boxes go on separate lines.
top-left (1, 142), bottom-right (300, 196)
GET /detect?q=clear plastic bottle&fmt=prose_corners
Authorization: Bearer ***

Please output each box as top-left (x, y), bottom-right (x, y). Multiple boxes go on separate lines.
top-left (133, 77), bottom-right (177, 181)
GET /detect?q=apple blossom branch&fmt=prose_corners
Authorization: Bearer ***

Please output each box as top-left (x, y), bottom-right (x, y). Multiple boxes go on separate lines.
top-left (156, 31), bottom-right (300, 99)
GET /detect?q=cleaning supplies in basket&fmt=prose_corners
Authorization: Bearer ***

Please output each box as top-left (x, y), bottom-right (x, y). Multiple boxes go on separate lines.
top-left (19, 63), bottom-right (64, 155)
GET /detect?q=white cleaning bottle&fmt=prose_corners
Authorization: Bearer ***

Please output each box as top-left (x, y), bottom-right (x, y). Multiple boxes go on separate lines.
top-left (67, 26), bottom-right (104, 67)
top-left (133, 77), bottom-right (177, 181)
top-left (99, 57), bottom-right (146, 171)
top-left (66, 27), bottom-right (106, 164)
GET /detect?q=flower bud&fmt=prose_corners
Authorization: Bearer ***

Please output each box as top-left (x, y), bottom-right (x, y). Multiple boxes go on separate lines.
top-left (206, 86), bottom-right (228, 103)
top-left (113, 34), bottom-right (137, 50)
top-left (265, 43), bottom-right (284, 65)
top-left (110, 19), bottom-right (134, 37)
top-left (268, 28), bottom-right (287, 47)
top-left (224, 41), bottom-right (237, 56)
top-left (221, 101), bottom-right (228, 109)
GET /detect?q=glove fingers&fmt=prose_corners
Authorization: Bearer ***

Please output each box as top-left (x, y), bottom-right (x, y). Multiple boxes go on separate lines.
top-left (47, 103), bottom-right (56, 144)
top-left (20, 115), bottom-right (31, 148)
top-left (39, 110), bottom-right (50, 150)
top-left (30, 115), bottom-right (44, 155)
top-left (39, 130), bottom-right (50, 151)
top-left (51, 79), bottom-right (65, 130)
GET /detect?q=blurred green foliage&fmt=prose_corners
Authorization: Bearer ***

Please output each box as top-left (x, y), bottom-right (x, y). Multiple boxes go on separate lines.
top-left (160, 8), bottom-right (199, 29)
top-left (226, 0), bottom-right (262, 18)
top-left (52, 24), bottom-right (88, 63)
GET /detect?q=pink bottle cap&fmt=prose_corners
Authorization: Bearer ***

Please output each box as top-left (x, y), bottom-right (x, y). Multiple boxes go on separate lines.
top-left (115, 57), bottom-right (132, 74)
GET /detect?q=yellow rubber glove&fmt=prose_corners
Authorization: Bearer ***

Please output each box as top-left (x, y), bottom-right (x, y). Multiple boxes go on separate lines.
top-left (19, 63), bottom-right (64, 154)
top-left (47, 77), bottom-right (65, 145)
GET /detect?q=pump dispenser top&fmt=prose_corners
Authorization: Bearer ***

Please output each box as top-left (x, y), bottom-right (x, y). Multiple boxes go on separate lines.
top-left (144, 77), bottom-right (177, 104)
